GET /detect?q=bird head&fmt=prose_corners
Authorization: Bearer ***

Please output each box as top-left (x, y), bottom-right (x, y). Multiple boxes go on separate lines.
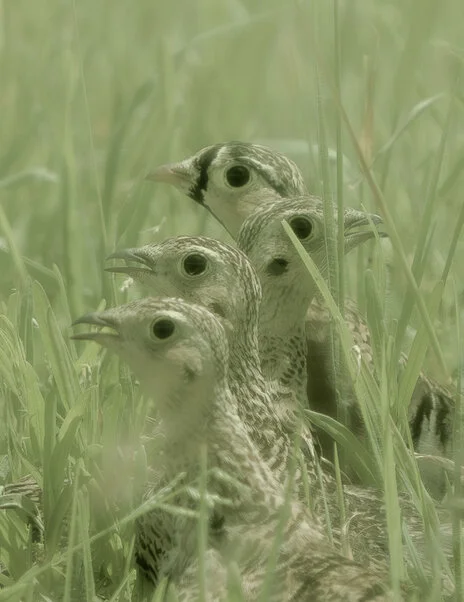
top-left (71, 297), bottom-right (228, 419)
top-left (105, 236), bottom-right (262, 333)
top-left (146, 141), bottom-right (308, 237)
top-left (238, 196), bottom-right (385, 310)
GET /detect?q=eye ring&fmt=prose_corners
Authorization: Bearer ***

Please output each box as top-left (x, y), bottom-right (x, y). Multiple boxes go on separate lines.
top-left (224, 164), bottom-right (251, 188)
top-left (289, 216), bottom-right (313, 240)
top-left (181, 253), bottom-right (208, 277)
top-left (151, 318), bottom-right (175, 340)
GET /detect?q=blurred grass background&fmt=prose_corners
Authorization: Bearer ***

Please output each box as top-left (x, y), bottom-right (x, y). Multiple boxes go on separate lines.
top-left (0, 0), bottom-right (463, 599)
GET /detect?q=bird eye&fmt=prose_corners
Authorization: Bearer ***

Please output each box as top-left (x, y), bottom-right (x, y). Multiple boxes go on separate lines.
top-left (152, 318), bottom-right (175, 340)
top-left (182, 253), bottom-right (208, 276)
top-left (289, 216), bottom-right (313, 240)
top-left (225, 165), bottom-right (250, 188)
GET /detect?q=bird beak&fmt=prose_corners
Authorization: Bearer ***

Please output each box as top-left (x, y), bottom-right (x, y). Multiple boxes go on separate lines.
top-left (71, 312), bottom-right (120, 344)
top-left (343, 210), bottom-right (387, 254)
top-left (105, 249), bottom-right (155, 277)
top-left (145, 158), bottom-right (234, 237)
top-left (145, 161), bottom-right (194, 195)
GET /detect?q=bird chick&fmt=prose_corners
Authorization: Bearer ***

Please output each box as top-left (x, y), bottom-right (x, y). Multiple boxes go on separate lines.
top-left (146, 140), bottom-right (380, 449)
top-left (237, 196), bottom-right (383, 409)
top-left (148, 141), bottom-right (455, 498)
top-left (106, 236), bottom-right (321, 482)
top-left (72, 297), bottom-right (397, 601)
top-left (105, 234), bottom-right (454, 592)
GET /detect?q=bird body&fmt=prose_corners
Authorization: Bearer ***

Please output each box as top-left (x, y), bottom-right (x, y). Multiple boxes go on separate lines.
top-left (72, 297), bottom-right (397, 601)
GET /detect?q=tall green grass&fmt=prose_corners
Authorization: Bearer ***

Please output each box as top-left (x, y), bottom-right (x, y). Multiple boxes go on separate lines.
top-left (0, 0), bottom-right (463, 599)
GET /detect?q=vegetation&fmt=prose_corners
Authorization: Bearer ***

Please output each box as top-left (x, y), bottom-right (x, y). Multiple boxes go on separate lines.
top-left (0, 0), bottom-right (463, 599)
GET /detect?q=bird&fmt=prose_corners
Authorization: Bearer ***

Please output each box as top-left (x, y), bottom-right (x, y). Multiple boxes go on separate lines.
top-left (105, 231), bottom-right (454, 593)
top-left (105, 236), bottom-right (328, 585)
top-left (236, 197), bottom-right (384, 408)
top-left (235, 197), bottom-right (454, 471)
top-left (106, 235), bottom-right (322, 484)
top-left (71, 296), bottom-right (400, 601)
top-left (105, 202), bottom-right (380, 460)
top-left (147, 140), bottom-right (455, 497)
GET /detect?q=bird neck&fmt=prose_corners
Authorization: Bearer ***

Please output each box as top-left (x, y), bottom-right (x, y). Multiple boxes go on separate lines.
top-left (160, 383), bottom-right (225, 444)
top-left (228, 322), bottom-right (269, 408)
top-left (229, 326), bottom-right (267, 398)
top-left (227, 325), bottom-right (294, 468)
top-left (259, 317), bottom-right (308, 408)
top-left (160, 387), bottom-right (281, 508)
top-left (259, 283), bottom-right (309, 339)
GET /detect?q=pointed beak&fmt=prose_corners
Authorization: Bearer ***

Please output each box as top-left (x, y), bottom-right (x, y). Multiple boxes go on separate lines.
top-left (145, 162), bottom-right (194, 195)
top-left (345, 210), bottom-right (383, 230)
top-left (105, 249), bottom-right (155, 277)
top-left (71, 312), bottom-right (120, 344)
top-left (343, 211), bottom-right (387, 253)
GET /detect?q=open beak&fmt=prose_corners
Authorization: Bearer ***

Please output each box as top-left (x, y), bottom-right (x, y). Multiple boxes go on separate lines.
top-left (105, 249), bottom-right (155, 277)
top-left (71, 313), bottom-right (120, 344)
top-left (343, 211), bottom-right (387, 254)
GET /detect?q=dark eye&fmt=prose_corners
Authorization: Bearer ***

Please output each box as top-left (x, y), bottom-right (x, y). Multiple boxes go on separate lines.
top-left (152, 318), bottom-right (175, 340)
top-left (289, 216), bottom-right (313, 240)
top-left (182, 253), bottom-right (207, 276)
top-left (225, 165), bottom-right (250, 188)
